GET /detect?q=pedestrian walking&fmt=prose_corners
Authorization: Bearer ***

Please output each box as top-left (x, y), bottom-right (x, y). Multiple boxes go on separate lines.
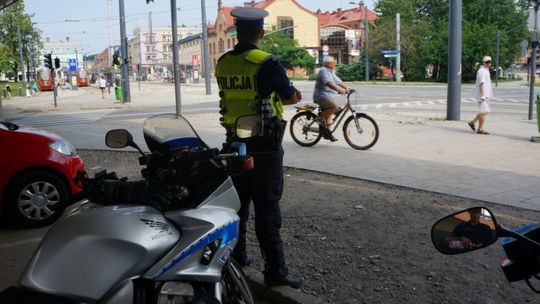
top-left (98, 75), bottom-right (107, 99)
top-left (4, 83), bottom-right (11, 98)
top-left (215, 7), bottom-right (303, 289)
top-left (468, 56), bottom-right (493, 135)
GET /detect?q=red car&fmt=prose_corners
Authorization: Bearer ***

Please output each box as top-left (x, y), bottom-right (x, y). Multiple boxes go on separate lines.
top-left (0, 121), bottom-right (85, 227)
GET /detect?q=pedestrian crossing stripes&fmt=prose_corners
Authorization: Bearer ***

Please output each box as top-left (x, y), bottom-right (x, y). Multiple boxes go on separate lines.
top-left (350, 97), bottom-right (529, 110)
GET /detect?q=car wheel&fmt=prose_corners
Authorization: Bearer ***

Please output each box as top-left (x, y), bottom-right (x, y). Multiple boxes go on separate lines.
top-left (6, 171), bottom-right (68, 227)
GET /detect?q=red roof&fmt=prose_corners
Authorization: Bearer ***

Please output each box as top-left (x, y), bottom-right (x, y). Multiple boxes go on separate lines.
top-left (318, 6), bottom-right (376, 28)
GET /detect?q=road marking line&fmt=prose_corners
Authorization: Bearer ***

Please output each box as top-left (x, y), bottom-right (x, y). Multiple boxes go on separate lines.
top-left (0, 237), bottom-right (42, 249)
top-left (389, 103), bottom-right (396, 108)
top-left (402, 102), bottom-right (410, 107)
top-left (375, 104), bottom-right (382, 109)
top-left (428, 101), bottom-right (434, 105)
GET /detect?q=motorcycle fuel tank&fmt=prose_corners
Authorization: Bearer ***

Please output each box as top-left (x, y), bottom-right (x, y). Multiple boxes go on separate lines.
top-left (19, 203), bottom-right (180, 301)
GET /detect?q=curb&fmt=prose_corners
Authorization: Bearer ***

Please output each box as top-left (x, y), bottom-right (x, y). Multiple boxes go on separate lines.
top-left (242, 267), bottom-right (323, 304)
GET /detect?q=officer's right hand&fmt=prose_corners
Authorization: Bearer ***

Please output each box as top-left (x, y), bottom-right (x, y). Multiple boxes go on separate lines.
top-left (294, 88), bottom-right (302, 101)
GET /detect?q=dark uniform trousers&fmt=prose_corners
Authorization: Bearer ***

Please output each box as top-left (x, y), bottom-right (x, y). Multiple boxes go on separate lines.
top-left (232, 145), bottom-right (288, 280)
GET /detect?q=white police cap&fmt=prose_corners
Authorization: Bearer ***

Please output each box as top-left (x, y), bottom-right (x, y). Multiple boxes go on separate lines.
top-left (231, 7), bottom-right (268, 27)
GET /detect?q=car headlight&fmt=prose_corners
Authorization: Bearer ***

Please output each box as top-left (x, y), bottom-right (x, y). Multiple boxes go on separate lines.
top-left (50, 141), bottom-right (77, 156)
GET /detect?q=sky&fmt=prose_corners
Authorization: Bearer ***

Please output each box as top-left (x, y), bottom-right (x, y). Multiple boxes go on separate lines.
top-left (24, 0), bottom-right (377, 54)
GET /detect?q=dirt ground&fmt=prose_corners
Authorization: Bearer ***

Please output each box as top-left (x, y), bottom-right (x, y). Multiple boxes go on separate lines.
top-left (79, 150), bottom-right (540, 304)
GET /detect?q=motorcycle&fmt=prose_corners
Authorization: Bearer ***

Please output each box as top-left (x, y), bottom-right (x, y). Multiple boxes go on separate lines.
top-left (431, 207), bottom-right (540, 293)
top-left (0, 114), bottom-right (261, 304)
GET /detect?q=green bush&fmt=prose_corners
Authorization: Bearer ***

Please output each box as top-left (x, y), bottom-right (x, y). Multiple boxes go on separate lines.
top-left (308, 74), bottom-right (317, 81)
top-left (336, 62), bottom-right (364, 81)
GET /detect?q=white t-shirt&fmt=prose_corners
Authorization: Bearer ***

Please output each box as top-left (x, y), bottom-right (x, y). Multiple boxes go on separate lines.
top-left (99, 78), bottom-right (107, 88)
top-left (475, 66), bottom-right (493, 101)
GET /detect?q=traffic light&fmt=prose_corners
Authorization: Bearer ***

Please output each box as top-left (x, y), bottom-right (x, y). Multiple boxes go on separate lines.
top-left (112, 52), bottom-right (120, 67)
top-left (44, 54), bottom-right (52, 69)
top-left (54, 57), bottom-right (60, 69)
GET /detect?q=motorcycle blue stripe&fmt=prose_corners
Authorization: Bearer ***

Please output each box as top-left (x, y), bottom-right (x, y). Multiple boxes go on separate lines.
top-left (153, 220), bottom-right (239, 280)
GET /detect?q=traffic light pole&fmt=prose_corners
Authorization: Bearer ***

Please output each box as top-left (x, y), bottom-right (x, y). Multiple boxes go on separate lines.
top-left (170, 0), bottom-right (182, 115)
top-left (447, 0), bottom-right (462, 121)
top-left (17, 25), bottom-right (26, 92)
top-left (119, 0), bottom-right (131, 103)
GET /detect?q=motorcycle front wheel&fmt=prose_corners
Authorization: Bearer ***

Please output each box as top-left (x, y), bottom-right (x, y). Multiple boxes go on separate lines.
top-left (220, 259), bottom-right (254, 304)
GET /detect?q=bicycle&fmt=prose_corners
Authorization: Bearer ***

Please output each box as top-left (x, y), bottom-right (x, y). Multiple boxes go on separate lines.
top-left (289, 89), bottom-right (379, 150)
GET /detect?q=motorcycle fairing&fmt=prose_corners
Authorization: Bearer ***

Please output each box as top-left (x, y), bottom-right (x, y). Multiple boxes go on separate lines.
top-left (19, 205), bottom-right (180, 301)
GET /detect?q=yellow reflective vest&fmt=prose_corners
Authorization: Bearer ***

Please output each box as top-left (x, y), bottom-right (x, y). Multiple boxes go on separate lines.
top-left (216, 49), bottom-right (284, 126)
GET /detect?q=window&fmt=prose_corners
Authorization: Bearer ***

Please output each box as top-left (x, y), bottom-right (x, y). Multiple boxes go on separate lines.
top-left (227, 39), bottom-right (230, 49)
top-left (219, 39), bottom-right (224, 53)
top-left (146, 46), bottom-right (150, 52)
top-left (163, 45), bottom-right (167, 52)
top-left (152, 46), bottom-right (156, 51)
top-left (320, 26), bottom-right (348, 64)
top-left (277, 16), bottom-right (294, 40)
top-left (162, 35), bottom-right (167, 42)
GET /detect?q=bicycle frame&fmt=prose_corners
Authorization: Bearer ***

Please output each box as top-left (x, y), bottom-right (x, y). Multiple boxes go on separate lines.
top-left (318, 93), bottom-right (357, 134)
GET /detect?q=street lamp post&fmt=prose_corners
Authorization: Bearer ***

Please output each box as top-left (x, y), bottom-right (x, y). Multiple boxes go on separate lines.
top-left (529, 0), bottom-right (540, 121)
top-left (350, 1), bottom-right (369, 81)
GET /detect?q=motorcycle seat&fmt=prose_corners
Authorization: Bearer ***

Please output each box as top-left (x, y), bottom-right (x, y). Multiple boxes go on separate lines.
top-left (0, 286), bottom-right (82, 304)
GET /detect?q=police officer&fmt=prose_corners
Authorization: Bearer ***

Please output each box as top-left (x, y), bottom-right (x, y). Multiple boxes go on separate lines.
top-left (215, 7), bottom-right (302, 289)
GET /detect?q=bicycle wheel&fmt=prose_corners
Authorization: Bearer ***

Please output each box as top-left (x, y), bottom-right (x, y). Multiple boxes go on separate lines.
top-left (290, 111), bottom-right (322, 147)
top-left (342, 113), bottom-right (379, 150)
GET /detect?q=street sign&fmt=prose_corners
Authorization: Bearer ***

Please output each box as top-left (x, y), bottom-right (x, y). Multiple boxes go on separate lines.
top-left (68, 59), bottom-right (77, 72)
top-left (384, 54), bottom-right (398, 58)
top-left (350, 50), bottom-right (360, 56)
top-left (192, 55), bottom-right (199, 67)
top-left (323, 51), bottom-right (329, 56)
top-left (322, 45), bottom-right (329, 52)
top-left (382, 49), bottom-right (400, 55)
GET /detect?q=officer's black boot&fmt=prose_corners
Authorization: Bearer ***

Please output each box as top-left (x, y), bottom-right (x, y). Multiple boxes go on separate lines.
top-left (264, 273), bottom-right (303, 289)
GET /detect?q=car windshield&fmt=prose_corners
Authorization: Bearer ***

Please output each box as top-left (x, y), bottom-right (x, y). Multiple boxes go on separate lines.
top-left (142, 114), bottom-right (207, 151)
top-left (0, 121), bottom-right (18, 131)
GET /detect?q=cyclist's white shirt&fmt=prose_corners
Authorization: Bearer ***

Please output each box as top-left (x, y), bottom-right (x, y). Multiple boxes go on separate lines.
top-left (313, 66), bottom-right (343, 101)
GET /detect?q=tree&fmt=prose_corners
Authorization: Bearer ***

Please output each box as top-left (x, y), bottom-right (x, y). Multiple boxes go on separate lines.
top-left (259, 31), bottom-right (315, 74)
top-left (0, 1), bottom-right (42, 81)
top-left (371, 0), bottom-right (529, 81)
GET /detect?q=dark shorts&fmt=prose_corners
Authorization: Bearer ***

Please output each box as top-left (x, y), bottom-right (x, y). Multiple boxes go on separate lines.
top-left (314, 97), bottom-right (338, 110)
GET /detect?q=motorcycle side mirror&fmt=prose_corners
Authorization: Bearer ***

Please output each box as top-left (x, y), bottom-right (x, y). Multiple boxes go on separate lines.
top-left (235, 115), bottom-right (262, 139)
top-left (431, 207), bottom-right (498, 255)
top-left (105, 129), bottom-right (133, 148)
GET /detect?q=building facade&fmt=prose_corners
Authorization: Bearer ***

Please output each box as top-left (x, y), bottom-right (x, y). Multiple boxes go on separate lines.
top-left (128, 26), bottom-right (202, 78)
top-left (317, 4), bottom-right (376, 64)
top-left (208, 0), bottom-right (319, 73)
top-left (40, 41), bottom-right (84, 70)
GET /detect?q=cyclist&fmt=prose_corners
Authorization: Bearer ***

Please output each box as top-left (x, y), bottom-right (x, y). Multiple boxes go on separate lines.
top-left (313, 56), bottom-right (350, 141)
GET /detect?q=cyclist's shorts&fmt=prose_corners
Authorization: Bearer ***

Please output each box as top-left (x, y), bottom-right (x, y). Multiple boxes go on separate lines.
top-left (314, 97), bottom-right (338, 110)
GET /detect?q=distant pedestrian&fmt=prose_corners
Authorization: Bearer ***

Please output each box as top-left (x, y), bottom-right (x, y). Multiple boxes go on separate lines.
top-left (4, 83), bottom-right (11, 98)
top-left (468, 56), bottom-right (493, 135)
top-left (32, 82), bottom-right (38, 96)
top-left (98, 75), bottom-right (107, 99)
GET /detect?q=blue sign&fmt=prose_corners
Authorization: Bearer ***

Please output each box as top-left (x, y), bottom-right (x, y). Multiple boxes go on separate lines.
top-left (382, 49), bottom-right (400, 55)
top-left (68, 59), bottom-right (77, 72)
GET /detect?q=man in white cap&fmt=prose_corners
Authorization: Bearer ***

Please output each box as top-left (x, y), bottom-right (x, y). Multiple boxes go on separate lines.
top-left (468, 56), bottom-right (493, 135)
top-left (215, 7), bottom-right (302, 289)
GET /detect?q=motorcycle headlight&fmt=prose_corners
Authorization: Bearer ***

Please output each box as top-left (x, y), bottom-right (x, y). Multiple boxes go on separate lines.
top-left (50, 141), bottom-right (77, 156)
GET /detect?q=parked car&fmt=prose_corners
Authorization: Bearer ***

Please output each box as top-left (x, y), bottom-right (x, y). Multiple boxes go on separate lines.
top-left (0, 121), bottom-right (85, 227)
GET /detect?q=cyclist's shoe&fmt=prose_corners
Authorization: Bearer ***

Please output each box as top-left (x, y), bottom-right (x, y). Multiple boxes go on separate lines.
top-left (328, 135), bottom-right (338, 142)
top-left (315, 116), bottom-right (326, 125)
top-left (264, 274), bottom-right (303, 289)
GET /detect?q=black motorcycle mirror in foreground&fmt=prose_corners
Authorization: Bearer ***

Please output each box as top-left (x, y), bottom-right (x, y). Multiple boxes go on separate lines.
top-left (432, 207), bottom-right (540, 293)
top-left (105, 129), bottom-right (132, 148)
top-left (431, 207), bottom-right (497, 254)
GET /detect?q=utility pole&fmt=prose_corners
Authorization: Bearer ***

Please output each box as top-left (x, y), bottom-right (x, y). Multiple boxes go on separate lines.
top-left (396, 13), bottom-right (401, 82)
top-left (529, 1), bottom-right (539, 121)
top-left (364, 4), bottom-right (369, 81)
top-left (201, 0), bottom-right (211, 95)
top-left (447, 0), bottom-right (462, 121)
top-left (107, 0), bottom-right (113, 66)
top-left (119, 0), bottom-right (131, 103)
top-left (170, 0), bottom-right (182, 114)
top-left (495, 30), bottom-right (500, 87)
top-left (17, 25), bottom-right (26, 91)
top-left (149, 11), bottom-right (154, 73)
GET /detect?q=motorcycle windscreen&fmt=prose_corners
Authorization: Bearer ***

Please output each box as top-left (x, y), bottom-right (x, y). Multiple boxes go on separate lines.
top-left (143, 114), bottom-right (209, 154)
